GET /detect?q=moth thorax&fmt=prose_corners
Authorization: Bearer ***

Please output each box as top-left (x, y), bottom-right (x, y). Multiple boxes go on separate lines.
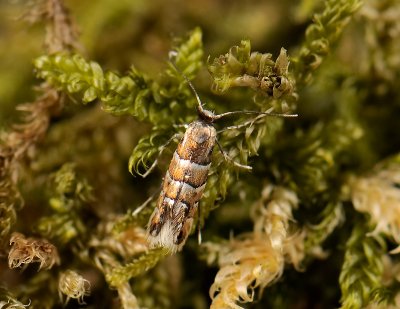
top-left (187, 121), bottom-right (216, 143)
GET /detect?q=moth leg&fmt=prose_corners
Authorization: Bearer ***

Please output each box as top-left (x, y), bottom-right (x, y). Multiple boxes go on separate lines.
top-left (173, 123), bottom-right (189, 130)
top-left (216, 140), bottom-right (252, 170)
top-left (132, 187), bottom-right (161, 216)
top-left (141, 132), bottom-right (182, 178)
top-left (196, 202), bottom-right (202, 245)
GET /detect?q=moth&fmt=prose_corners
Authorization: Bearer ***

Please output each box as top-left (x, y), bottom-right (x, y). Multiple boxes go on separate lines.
top-left (144, 53), bottom-right (297, 253)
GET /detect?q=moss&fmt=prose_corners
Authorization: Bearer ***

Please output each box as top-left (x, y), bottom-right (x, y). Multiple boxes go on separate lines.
top-left (1, 0), bottom-right (400, 308)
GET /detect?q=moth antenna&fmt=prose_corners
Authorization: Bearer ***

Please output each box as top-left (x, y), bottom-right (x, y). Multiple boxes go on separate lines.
top-left (213, 110), bottom-right (298, 121)
top-left (132, 187), bottom-right (160, 216)
top-left (168, 51), bottom-right (208, 118)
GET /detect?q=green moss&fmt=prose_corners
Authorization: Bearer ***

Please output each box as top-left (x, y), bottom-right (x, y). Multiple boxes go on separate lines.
top-left (1, 0), bottom-right (400, 308)
top-left (339, 219), bottom-right (386, 308)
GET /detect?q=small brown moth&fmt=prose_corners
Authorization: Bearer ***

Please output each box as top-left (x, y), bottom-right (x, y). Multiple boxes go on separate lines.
top-left (145, 52), bottom-right (297, 253)
top-left (147, 119), bottom-right (216, 252)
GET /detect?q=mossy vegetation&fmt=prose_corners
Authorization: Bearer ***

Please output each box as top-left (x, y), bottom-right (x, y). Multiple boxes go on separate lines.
top-left (1, 0), bottom-right (400, 308)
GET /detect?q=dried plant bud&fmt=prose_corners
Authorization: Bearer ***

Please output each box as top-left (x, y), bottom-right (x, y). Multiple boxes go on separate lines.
top-left (8, 233), bottom-right (60, 270)
top-left (0, 286), bottom-right (29, 309)
top-left (350, 162), bottom-right (400, 253)
top-left (209, 185), bottom-right (301, 308)
top-left (58, 270), bottom-right (90, 305)
top-left (210, 235), bottom-right (283, 308)
top-left (0, 300), bottom-right (29, 309)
